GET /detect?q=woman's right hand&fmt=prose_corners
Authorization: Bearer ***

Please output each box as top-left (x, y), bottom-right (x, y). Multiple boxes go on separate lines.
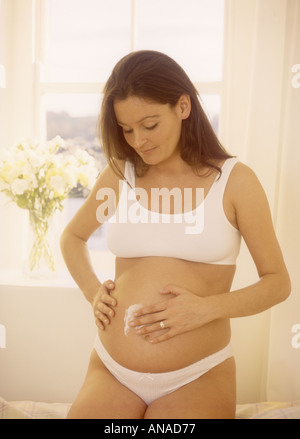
top-left (92, 280), bottom-right (117, 330)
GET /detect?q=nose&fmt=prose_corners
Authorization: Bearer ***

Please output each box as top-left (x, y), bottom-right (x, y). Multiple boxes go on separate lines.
top-left (132, 131), bottom-right (147, 150)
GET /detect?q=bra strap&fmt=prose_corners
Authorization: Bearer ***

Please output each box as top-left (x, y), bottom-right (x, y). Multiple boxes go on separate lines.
top-left (124, 161), bottom-right (135, 189)
top-left (214, 158), bottom-right (238, 197)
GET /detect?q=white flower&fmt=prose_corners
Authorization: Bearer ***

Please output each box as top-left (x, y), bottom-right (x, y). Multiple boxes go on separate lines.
top-left (11, 178), bottom-right (30, 195)
top-left (75, 149), bottom-right (89, 162)
top-left (87, 167), bottom-right (98, 189)
top-left (1, 164), bottom-right (24, 184)
top-left (46, 136), bottom-right (65, 154)
top-left (64, 155), bottom-right (77, 167)
top-left (0, 136), bottom-right (98, 210)
top-left (62, 167), bottom-right (77, 188)
top-left (49, 175), bottom-right (67, 196)
top-left (28, 150), bottom-right (46, 169)
top-left (49, 154), bottom-right (63, 168)
top-left (25, 172), bottom-right (38, 189)
top-left (54, 136), bottom-right (65, 149)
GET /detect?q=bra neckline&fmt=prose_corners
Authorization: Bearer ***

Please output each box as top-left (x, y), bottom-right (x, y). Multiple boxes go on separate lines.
top-left (126, 162), bottom-right (228, 218)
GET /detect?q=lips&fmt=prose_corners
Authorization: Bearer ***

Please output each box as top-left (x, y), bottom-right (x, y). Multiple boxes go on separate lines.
top-left (140, 146), bottom-right (157, 154)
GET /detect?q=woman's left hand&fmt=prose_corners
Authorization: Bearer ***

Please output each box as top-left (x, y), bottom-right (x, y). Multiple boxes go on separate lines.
top-left (129, 284), bottom-right (216, 343)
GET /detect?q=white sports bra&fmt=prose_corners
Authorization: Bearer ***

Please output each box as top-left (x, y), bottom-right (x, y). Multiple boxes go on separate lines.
top-left (106, 158), bottom-right (241, 265)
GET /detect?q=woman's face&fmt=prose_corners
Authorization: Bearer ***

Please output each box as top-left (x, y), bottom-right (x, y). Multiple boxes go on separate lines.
top-left (113, 95), bottom-right (190, 166)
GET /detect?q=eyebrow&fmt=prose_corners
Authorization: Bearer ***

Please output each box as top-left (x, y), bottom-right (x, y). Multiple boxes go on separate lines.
top-left (117, 115), bottom-right (160, 126)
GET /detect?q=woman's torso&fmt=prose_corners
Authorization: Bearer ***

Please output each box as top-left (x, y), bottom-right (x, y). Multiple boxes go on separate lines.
top-left (98, 158), bottom-right (241, 372)
top-left (99, 257), bottom-right (235, 372)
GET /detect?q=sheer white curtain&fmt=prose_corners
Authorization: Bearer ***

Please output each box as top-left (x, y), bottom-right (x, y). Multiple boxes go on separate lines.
top-left (221, 0), bottom-right (300, 402)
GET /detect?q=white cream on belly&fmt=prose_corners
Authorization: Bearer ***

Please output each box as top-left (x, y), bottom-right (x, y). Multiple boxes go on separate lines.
top-left (124, 304), bottom-right (144, 336)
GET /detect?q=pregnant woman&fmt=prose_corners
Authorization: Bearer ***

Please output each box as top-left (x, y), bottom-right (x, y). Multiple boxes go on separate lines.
top-left (60, 51), bottom-right (290, 419)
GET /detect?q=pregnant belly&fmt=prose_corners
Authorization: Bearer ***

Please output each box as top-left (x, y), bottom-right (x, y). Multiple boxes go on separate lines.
top-left (98, 259), bottom-right (232, 373)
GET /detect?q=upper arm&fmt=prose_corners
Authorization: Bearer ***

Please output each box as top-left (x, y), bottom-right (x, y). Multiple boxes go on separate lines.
top-left (62, 161), bottom-right (124, 242)
top-left (230, 163), bottom-right (288, 279)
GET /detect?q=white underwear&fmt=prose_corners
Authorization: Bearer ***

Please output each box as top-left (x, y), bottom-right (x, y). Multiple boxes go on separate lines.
top-left (93, 334), bottom-right (233, 405)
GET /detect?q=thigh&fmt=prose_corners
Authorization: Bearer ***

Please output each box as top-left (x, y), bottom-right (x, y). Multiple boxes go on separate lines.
top-left (67, 350), bottom-right (147, 419)
top-left (144, 357), bottom-right (236, 419)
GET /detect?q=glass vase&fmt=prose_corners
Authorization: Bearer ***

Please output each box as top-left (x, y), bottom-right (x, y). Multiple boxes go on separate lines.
top-left (23, 209), bottom-right (57, 279)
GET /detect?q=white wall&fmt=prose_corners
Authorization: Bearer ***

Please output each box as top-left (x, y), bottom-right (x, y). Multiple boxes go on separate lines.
top-left (0, 0), bottom-right (7, 149)
top-left (0, 283), bottom-right (96, 402)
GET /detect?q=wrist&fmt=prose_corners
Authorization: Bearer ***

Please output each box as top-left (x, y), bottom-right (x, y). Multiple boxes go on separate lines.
top-left (204, 294), bottom-right (225, 322)
top-left (87, 282), bottom-right (102, 307)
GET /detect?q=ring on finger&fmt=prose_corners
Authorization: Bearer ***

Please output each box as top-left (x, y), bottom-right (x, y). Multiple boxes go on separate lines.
top-left (159, 321), bottom-right (165, 329)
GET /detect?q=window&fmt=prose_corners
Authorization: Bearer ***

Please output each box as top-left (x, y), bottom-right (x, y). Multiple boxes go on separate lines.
top-left (135, 0), bottom-right (224, 83)
top-left (41, 0), bottom-right (225, 170)
top-left (47, 0), bottom-right (132, 83)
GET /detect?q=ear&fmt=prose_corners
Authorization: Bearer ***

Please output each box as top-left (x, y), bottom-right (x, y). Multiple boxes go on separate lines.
top-left (176, 94), bottom-right (191, 120)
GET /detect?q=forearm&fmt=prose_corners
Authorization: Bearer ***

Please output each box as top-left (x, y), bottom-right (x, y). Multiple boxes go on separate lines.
top-left (60, 231), bottom-right (101, 304)
top-left (210, 272), bottom-right (291, 321)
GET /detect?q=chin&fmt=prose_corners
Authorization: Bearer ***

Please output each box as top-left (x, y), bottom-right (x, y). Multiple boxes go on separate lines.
top-left (139, 152), bottom-right (160, 165)
top-left (142, 158), bottom-right (158, 166)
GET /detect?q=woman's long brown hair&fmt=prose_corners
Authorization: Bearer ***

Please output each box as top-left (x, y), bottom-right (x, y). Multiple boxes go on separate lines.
top-left (99, 50), bottom-right (232, 178)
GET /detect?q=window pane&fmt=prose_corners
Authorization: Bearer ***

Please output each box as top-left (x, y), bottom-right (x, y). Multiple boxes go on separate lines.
top-left (201, 94), bottom-right (221, 135)
top-left (47, 0), bottom-right (132, 82)
top-left (45, 93), bottom-right (101, 118)
top-left (46, 0), bottom-right (224, 83)
top-left (136, 0), bottom-right (225, 82)
top-left (45, 93), bottom-right (106, 172)
top-left (45, 93), bottom-right (108, 250)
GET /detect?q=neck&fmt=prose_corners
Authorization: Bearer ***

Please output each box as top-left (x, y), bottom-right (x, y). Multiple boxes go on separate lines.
top-left (150, 152), bottom-right (190, 176)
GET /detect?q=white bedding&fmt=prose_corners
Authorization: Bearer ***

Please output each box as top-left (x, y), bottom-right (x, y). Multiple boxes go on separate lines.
top-left (1, 396), bottom-right (300, 419)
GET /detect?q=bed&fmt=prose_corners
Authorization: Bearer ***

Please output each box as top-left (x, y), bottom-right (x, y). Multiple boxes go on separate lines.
top-left (1, 396), bottom-right (300, 419)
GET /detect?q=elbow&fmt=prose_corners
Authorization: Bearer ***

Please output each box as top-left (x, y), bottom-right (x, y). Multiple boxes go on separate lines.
top-left (284, 277), bottom-right (292, 301)
top-left (60, 226), bottom-right (87, 259)
top-left (278, 271), bottom-right (292, 303)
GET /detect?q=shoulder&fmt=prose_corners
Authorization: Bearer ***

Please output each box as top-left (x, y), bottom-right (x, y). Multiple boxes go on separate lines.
top-left (227, 161), bottom-right (272, 231)
top-left (92, 159), bottom-right (126, 193)
top-left (227, 161), bottom-right (264, 199)
top-left (230, 160), bottom-right (258, 180)
top-left (224, 160), bottom-right (271, 223)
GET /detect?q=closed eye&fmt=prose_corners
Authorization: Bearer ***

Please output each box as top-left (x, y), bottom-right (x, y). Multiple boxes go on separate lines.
top-left (122, 123), bottom-right (158, 135)
top-left (145, 123), bottom-right (158, 130)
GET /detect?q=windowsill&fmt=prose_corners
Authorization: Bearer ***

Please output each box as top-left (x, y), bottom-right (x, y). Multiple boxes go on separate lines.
top-left (0, 266), bottom-right (115, 289)
top-left (0, 268), bottom-right (78, 288)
